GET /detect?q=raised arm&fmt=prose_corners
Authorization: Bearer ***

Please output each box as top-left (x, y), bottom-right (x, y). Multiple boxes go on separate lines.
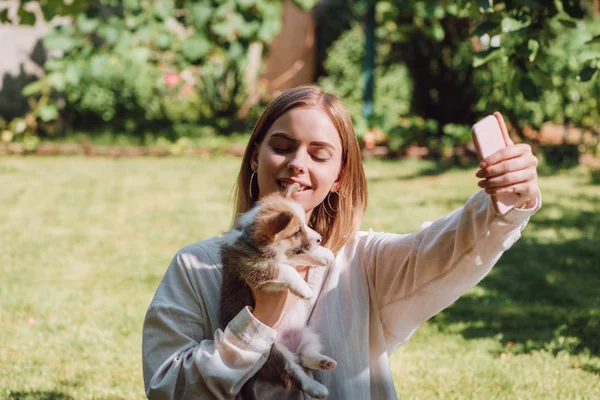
top-left (363, 190), bottom-right (540, 352)
top-left (363, 129), bottom-right (541, 352)
top-left (142, 246), bottom-right (276, 399)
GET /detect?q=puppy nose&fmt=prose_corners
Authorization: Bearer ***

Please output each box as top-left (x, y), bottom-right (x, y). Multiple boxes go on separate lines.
top-left (316, 235), bottom-right (322, 244)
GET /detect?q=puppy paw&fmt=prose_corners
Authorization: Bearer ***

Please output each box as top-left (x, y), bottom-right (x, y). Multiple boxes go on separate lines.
top-left (319, 358), bottom-right (337, 371)
top-left (302, 380), bottom-right (329, 399)
top-left (290, 283), bottom-right (313, 299)
top-left (301, 354), bottom-right (337, 371)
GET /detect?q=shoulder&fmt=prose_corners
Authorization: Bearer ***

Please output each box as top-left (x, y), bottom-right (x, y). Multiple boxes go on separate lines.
top-left (171, 236), bottom-right (224, 272)
top-left (158, 237), bottom-right (224, 289)
top-left (154, 237), bottom-right (224, 305)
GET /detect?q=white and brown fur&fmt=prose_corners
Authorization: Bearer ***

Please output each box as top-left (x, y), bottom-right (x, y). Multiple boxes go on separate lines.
top-left (220, 184), bottom-right (336, 399)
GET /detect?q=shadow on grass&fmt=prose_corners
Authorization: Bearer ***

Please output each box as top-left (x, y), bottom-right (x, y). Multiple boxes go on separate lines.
top-left (431, 197), bottom-right (600, 356)
top-left (8, 391), bottom-right (74, 400)
top-left (582, 363), bottom-right (600, 375)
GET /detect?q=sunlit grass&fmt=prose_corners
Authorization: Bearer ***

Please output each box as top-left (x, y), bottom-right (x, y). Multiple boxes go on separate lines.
top-left (1, 156), bottom-right (599, 399)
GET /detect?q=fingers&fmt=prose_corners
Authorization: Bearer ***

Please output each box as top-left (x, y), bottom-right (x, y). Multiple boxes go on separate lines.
top-left (493, 112), bottom-right (514, 147)
top-left (478, 168), bottom-right (537, 189)
top-left (480, 143), bottom-right (533, 168)
top-left (476, 153), bottom-right (538, 178)
top-left (483, 180), bottom-right (539, 204)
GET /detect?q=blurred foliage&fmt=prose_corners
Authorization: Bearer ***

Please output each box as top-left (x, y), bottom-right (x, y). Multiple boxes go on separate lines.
top-left (4, 0), bottom-right (317, 141)
top-left (318, 0), bottom-right (600, 160)
top-left (0, 0), bottom-right (93, 25)
top-left (318, 23), bottom-right (413, 138)
top-left (3, 0), bottom-right (600, 169)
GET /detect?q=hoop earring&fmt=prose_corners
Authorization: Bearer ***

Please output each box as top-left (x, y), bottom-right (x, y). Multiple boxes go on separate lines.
top-left (323, 192), bottom-right (337, 219)
top-left (249, 172), bottom-right (257, 201)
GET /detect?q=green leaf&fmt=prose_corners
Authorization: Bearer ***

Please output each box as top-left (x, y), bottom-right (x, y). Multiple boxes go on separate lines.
top-left (23, 135), bottom-right (40, 151)
top-left (76, 14), bottom-right (99, 34)
top-left (0, 9), bottom-right (10, 23)
top-left (477, 0), bottom-right (494, 13)
top-left (48, 72), bottom-right (67, 91)
top-left (98, 24), bottom-right (120, 45)
top-left (473, 48), bottom-right (504, 68)
top-left (123, 0), bottom-right (140, 11)
top-left (227, 40), bottom-right (245, 63)
top-left (189, 2), bottom-right (212, 30)
top-left (445, 4), bottom-right (458, 16)
top-left (416, 0), bottom-right (445, 19)
top-left (530, 65), bottom-right (554, 90)
top-left (557, 18), bottom-right (577, 28)
top-left (22, 80), bottom-right (45, 97)
top-left (153, 0), bottom-right (174, 21)
top-left (519, 75), bottom-right (541, 101)
top-left (257, 19), bottom-right (281, 42)
top-left (211, 20), bottom-right (236, 39)
top-left (585, 35), bottom-right (600, 45)
top-left (42, 32), bottom-right (77, 52)
top-left (501, 17), bottom-right (531, 33)
top-left (17, 6), bottom-right (36, 25)
top-left (66, 64), bottom-right (82, 85)
top-left (131, 47), bottom-right (150, 63)
top-left (182, 35), bottom-right (210, 62)
top-left (579, 65), bottom-right (597, 82)
top-left (528, 39), bottom-right (539, 62)
top-left (472, 20), bottom-right (499, 37)
top-left (427, 20), bottom-right (445, 42)
top-left (238, 0), bottom-right (257, 10)
top-left (39, 0), bottom-right (92, 21)
top-left (291, 0), bottom-right (319, 10)
top-left (39, 102), bottom-right (59, 122)
top-left (156, 33), bottom-right (171, 50)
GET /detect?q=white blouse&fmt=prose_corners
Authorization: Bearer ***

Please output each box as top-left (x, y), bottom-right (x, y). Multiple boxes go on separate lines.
top-left (142, 190), bottom-right (541, 399)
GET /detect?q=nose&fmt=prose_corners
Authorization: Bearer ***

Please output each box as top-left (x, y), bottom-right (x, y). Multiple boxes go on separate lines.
top-left (315, 235), bottom-right (322, 245)
top-left (287, 151), bottom-right (307, 174)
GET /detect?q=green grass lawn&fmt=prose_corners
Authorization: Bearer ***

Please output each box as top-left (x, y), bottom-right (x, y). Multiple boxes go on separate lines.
top-left (1, 156), bottom-right (599, 399)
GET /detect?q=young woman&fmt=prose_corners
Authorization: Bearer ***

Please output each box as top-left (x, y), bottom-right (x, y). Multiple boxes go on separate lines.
top-left (142, 86), bottom-right (541, 399)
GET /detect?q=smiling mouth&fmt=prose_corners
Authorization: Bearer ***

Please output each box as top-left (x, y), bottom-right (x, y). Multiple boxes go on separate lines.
top-left (277, 180), bottom-right (310, 192)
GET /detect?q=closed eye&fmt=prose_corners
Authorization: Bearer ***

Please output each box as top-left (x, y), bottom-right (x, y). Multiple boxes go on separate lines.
top-left (311, 155), bottom-right (329, 163)
top-left (273, 146), bottom-right (290, 154)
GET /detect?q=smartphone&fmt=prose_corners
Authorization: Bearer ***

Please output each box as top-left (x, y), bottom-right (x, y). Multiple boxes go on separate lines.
top-left (471, 113), bottom-right (520, 215)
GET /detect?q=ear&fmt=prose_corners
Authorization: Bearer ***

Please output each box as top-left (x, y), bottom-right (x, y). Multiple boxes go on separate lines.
top-left (254, 211), bottom-right (294, 243)
top-left (250, 144), bottom-right (259, 173)
top-left (331, 167), bottom-right (344, 193)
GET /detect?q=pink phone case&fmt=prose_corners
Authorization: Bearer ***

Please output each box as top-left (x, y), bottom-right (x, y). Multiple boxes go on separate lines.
top-left (471, 113), bottom-right (520, 215)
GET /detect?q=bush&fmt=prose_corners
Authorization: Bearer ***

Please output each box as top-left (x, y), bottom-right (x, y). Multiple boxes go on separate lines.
top-left (319, 0), bottom-right (600, 162)
top-left (318, 23), bottom-right (413, 138)
top-left (12, 0), bottom-right (318, 140)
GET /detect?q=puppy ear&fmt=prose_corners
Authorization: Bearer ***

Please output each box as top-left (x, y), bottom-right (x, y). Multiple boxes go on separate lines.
top-left (284, 183), bottom-right (300, 198)
top-left (254, 210), bottom-right (294, 243)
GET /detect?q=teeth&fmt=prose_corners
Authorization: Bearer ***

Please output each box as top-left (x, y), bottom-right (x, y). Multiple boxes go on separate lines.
top-left (279, 181), bottom-right (307, 192)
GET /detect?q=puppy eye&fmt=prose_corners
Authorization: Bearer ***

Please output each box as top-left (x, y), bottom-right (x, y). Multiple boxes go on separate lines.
top-left (294, 229), bottom-right (302, 237)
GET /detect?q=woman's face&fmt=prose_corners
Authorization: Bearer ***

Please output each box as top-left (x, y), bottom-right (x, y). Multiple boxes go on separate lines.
top-left (252, 107), bottom-right (343, 217)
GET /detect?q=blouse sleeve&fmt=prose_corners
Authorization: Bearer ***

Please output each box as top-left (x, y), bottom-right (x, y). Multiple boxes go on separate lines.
top-left (142, 245), bottom-right (276, 399)
top-left (362, 190), bottom-right (541, 352)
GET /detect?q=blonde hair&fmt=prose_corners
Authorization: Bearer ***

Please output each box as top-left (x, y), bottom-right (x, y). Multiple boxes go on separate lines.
top-left (233, 85), bottom-right (368, 254)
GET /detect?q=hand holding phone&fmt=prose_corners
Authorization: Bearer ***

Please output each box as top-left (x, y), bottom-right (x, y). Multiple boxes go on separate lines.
top-left (471, 112), bottom-right (520, 214)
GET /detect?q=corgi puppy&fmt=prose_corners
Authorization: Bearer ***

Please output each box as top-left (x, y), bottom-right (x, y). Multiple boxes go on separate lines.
top-left (220, 183), bottom-right (336, 399)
